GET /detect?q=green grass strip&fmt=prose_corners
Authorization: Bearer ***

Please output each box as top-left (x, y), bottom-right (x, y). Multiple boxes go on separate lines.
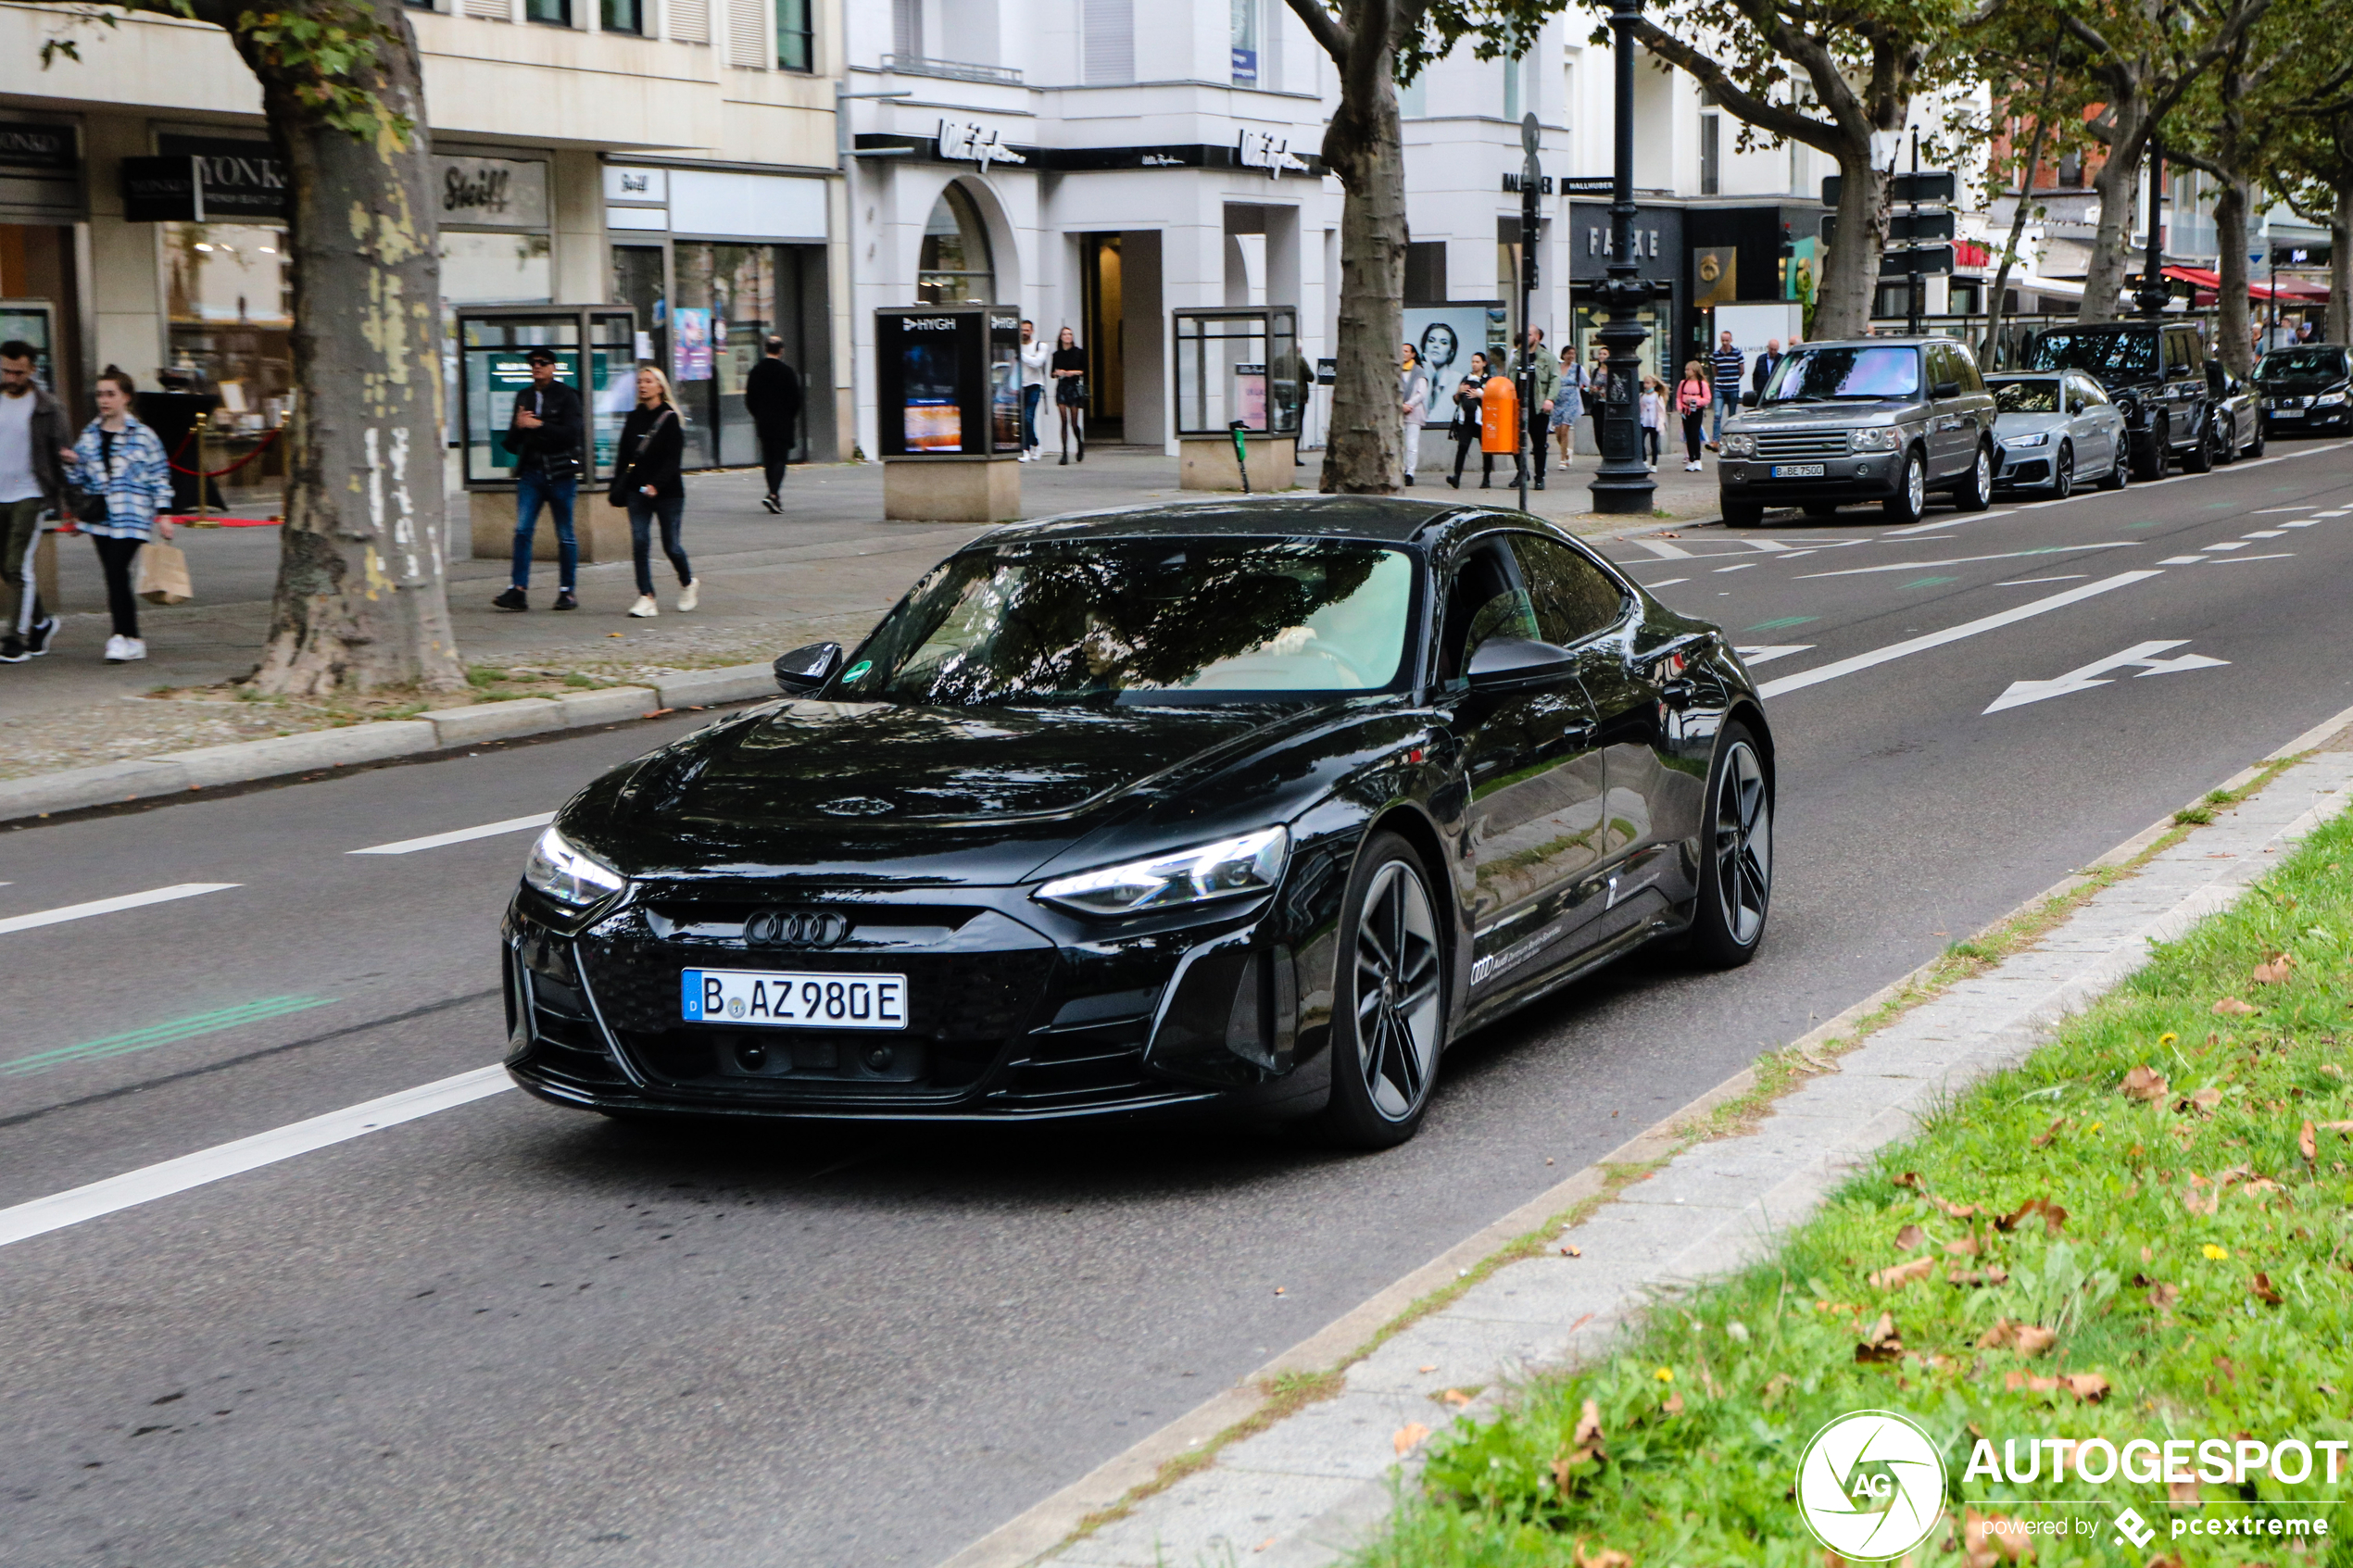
top-left (0, 996), bottom-right (335, 1078)
top-left (1367, 809), bottom-right (2353, 1566)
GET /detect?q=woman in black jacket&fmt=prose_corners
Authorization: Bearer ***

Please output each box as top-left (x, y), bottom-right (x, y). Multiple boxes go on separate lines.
top-left (1444, 351), bottom-right (1489, 488)
top-left (610, 365), bottom-right (697, 617)
top-left (1050, 326), bottom-right (1088, 463)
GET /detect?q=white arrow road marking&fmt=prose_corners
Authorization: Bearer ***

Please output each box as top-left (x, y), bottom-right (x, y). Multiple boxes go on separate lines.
top-left (0, 883), bottom-right (240, 937)
top-left (1632, 537), bottom-right (1692, 558)
top-left (1793, 542), bottom-right (2133, 579)
top-left (1715, 562), bottom-right (1757, 573)
top-left (1735, 645), bottom-right (1816, 667)
top-left (1994, 574), bottom-right (2088, 586)
top-left (0, 1066), bottom-right (511, 1248)
top-left (1885, 508), bottom-right (2014, 537)
top-left (1983, 640), bottom-right (2229, 714)
top-left (348, 811), bottom-right (556, 857)
top-left (2243, 530), bottom-right (2287, 538)
top-left (2281, 520), bottom-right (2318, 527)
top-left (1756, 571), bottom-right (2162, 701)
top-left (2208, 552), bottom-right (2296, 565)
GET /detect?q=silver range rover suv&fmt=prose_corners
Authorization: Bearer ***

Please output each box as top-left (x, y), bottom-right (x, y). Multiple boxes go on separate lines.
top-left (1717, 336), bottom-right (1999, 526)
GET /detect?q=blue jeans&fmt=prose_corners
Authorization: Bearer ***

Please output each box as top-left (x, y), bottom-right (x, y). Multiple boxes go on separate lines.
top-left (1022, 383), bottom-right (1043, 451)
top-left (1711, 396), bottom-right (1733, 445)
top-left (511, 468), bottom-right (578, 590)
top-left (626, 493), bottom-right (691, 596)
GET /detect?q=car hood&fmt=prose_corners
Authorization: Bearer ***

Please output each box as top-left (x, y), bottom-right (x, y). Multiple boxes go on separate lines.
top-left (1993, 410), bottom-right (2067, 433)
top-left (2259, 375), bottom-right (2347, 395)
top-left (1729, 398), bottom-right (1922, 429)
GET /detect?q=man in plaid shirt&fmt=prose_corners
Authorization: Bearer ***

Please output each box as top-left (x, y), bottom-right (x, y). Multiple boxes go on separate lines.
top-left (1708, 330), bottom-right (1745, 450)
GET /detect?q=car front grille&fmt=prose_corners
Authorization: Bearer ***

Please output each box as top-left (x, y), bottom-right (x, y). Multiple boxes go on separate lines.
top-left (2271, 395), bottom-right (2306, 408)
top-left (1752, 430), bottom-right (1851, 460)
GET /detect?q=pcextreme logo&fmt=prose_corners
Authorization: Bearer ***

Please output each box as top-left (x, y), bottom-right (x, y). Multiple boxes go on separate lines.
top-left (1795, 1411), bottom-right (1949, 1561)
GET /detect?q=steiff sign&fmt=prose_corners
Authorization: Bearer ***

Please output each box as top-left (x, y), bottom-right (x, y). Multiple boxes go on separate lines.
top-left (434, 155), bottom-right (549, 229)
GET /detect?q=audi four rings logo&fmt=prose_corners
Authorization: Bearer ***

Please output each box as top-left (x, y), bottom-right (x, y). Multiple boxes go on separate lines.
top-left (744, 909), bottom-right (850, 947)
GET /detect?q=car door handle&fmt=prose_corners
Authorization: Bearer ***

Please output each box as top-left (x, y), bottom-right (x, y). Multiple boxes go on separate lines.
top-left (1562, 721), bottom-right (1593, 746)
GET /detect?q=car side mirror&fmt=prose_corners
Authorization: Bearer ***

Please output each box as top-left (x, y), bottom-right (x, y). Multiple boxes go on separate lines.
top-left (1466, 635), bottom-right (1578, 691)
top-left (1740, 389), bottom-right (1758, 408)
top-left (773, 641), bottom-right (844, 696)
top-left (1931, 380), bottom-right (1962, 400)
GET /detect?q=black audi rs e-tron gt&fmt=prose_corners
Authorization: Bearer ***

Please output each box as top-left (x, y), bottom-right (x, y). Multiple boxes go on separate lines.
top-left (502, 497), bottom-right (1774, 1148)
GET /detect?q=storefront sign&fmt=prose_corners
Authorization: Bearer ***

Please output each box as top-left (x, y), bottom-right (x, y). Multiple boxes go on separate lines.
top-left (120, 157), bottom-right (203, 223)
top-left (1236, 130), bottom-right (1309, 179)
top-left (434, 155), bottom-right (547, 229)
top-left (1587, 224), bottom-right (1663, 259)
top-left (1693, 245), bottom-right (1739, 307)
top-left (604, 166), bottom-right (666, 204)
top-left (937, 120), bottom-right (1026, 172)
top-left (0, 122), bottom-right (76, 172)
top-left (154, 135), bottom-right (288, 221)
top-left (1501, 172), bottom-right (1555, 194)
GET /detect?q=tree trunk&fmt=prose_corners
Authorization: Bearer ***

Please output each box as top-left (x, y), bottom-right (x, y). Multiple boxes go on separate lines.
top-left (2213, 174), bottom-right (2253, 375)
top-left (2080, 134), bottom-right (2144, 324)
top-left (1985, 56), bottom-right (2059, 370)
top-left (1318, 49), bottom-right (1405, 494)
top-left (1813, 149), bottom-right (1889, 340)
top-left (239, 3), bottom-right (463, 696)
top-left (2334, 182), bottom-right (2353, 345)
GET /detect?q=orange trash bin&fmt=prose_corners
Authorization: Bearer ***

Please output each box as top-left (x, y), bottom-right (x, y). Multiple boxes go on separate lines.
top-left (1479, 374), bottom-right (1519, 455)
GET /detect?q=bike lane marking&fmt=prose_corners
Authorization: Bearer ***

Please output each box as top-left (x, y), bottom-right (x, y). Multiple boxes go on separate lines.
top-left (0, 883), bottom-right (240, 937)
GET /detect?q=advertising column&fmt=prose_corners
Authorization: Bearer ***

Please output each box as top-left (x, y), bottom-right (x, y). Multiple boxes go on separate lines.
top-left (874, 304), bottom-right (1022, 521)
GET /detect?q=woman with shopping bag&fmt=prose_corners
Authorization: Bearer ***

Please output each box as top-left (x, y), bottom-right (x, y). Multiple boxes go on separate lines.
top-left (63, 366), bottom-right (173, 662)
top-left (609, 364), bottom-right (697, 619)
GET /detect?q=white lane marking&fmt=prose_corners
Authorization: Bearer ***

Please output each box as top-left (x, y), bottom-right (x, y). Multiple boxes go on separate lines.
top-left (1643, 576), bottom-right (1690, 588)
top-left (2281, 520), bottom-right (2318, 527)
top-left (2243, 530), bottom-right (2287, 538)
top-left (1714, 561), bottom-right (1757, 573)
top-left (2208, 552), bottom-right (2296, 564)
top-left (2250, 507), bottom-right (2308, 513)
top-left (1742, 539), bottom-right (1793, 553)
top-left (348, 811), bottom-right (557, 857)
top-left (0, 1067), bottom-right (511, 1250)
top-left (1793, 543), bottom-right (2133, 580)
top-left (2158, 556), bottom-right (2209, 565)
top-left (1734, 645), bottom-right (1815, 666)
top-left (1985, 640), bottom-right (2228, 714)
top-left (2201, 541), bottom-right (2248, 552)
top-left (1632, 537), bottom-right (1692, 558)
top-left (1994, 574), bottom-right (2088, 586)
top-left (1885, 508), bottom-right (2014, 537)
top-left (1756, 571), bottom-right (2163, 701)
top-left (0, 883), bottom-right (240, 937)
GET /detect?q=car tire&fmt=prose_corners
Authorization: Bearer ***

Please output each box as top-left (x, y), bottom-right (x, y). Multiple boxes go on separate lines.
top-left (1803, 502), bottom-right (1842, 519)
top-left (2218, 415), bottom-right (2240, 464)
top-left (2097, 438), bottom-right (2130, 491)
top-left (1954, 443), bottom-right (1994, 511)
top-left (1721, 501), bottom-right (1764, 528)
top-left (2132, 418), bottom-right (2168, 482)
top-left (2182, 418), bottom-right (2217, 473)
top-left (2247, 419), bottom-right (2266, 458)
top-left (1685, 722), bottom-right (1772, 970)
top-left (2051, 440), bottom-right (2074, 498)
top-left (1881, 448), bottom-right (1928, 524)
top-left (1313, 832), bottom-right (1447, 1150)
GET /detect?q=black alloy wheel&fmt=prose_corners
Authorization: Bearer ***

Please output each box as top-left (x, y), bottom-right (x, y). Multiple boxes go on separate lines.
top-left (2246, 418), bottom-right (2266, 458)
top-left (2182, 417), bottom-right (2217, 473)
top-left (1686, 723), bottom-right (1772, 968)
top-left (1954, 444), bottom-right (1994, 511)
top-left (1316, 833), bottom-right (1446, 1149)
top-left (2097, 437), bottom-right (2130, 491)
top-left (2051, 440), bottom-right (2074, 498)
top-left (1882, 448), bottom-right (1929, 524)
top-left (1721, 501), bottom-right (1764, 528)
top-left (2218, 415), bottom-right (2240, 464)
top-left (2132, 417), bottom-right (2169, 482)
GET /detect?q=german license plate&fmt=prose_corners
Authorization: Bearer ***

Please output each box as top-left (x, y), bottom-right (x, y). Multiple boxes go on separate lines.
top-left (681, 968), bottom-right (908, 1030)
top-left (1770, 462), bottom-right (1826, 478)
top-left (2275, 408), bottom-right (2303, 418)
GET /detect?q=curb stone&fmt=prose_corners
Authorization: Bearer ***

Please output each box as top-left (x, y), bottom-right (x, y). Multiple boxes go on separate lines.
top-left (0, 662), bottom-right (780, 824)
top-left (937, 699), bottom-right (2353, 1568)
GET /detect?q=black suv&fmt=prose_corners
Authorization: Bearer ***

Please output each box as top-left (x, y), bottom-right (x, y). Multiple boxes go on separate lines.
top-left (2020, 320), bottom-right (2216, 479)
top-left (2255, 345), bottom-right (2352, 435)
top-left (1717, 336), bottom-right (1997, 526)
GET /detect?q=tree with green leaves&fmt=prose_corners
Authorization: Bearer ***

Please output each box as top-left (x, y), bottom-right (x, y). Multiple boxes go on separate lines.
top-left (40, 0), bottom-right (461, 696)
top-left (1286, 0), bottom-right (1571, 495)
top-left (1604, 0), bottom-right (1996, 342)
top-left (2271, 111), bottom-right (2353, 346)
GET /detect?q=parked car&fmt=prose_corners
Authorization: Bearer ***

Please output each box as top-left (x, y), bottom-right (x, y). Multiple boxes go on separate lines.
top-left (2255, 345), bottom-right (2352, 435)
top-left (1983, 372), bottom-right (2131, 495)
top-left (2203, 361), bottom-right (2265, 461)
top-left (1717, 336), bottom-right (1997, 525)
top-left (2020, 320), bottom-right (2217, 478)
top-left (500, 498), bottom-right (1775, 1148)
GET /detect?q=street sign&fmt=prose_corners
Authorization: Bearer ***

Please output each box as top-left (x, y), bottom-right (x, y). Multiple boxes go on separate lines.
top-left (1821, 210), bottom-right (1956, 248)
top-left (1820, 170), bottom-right (1957, 208)
top-left (1877, 245), bottom-right (1956, 278)
top-left (1559, 176), bottom-right (1615, 197)
top-left (1521, 112), bottom-right (1541, 156)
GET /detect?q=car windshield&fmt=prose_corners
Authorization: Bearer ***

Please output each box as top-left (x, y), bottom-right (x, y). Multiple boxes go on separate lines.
top-left (1761, 345), bottom-right (1920, 402)
top-left (836, 538), bottom-right (1417, 708)
top-left (1990, 380), bottom-right (2060, 413)
top-left (2025, 330), bottom-right (2154, 376)
top-left (2258, 348), bottom-right (2347, 380)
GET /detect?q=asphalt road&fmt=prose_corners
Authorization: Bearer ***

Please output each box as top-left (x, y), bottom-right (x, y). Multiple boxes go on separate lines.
top-left (5, 438), bottom-right (2351, 1568)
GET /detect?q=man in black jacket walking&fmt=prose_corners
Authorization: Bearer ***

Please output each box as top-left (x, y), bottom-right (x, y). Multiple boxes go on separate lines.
top-left (744, 336), bottom-right (801, 514)
top-left (494, 346), bottom-right (585, 611)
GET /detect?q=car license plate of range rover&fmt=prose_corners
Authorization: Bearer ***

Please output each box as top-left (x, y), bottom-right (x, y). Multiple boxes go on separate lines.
top-left (681, 969), bottom-right (908, 1029)
top-left (1770, 462), bottom-right (1826, 478)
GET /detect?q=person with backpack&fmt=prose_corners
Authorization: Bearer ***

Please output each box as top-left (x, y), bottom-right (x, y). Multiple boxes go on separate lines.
top-left (609, 365), bottom-right (697, 619)
top-left (62, 366), bottom-right (171, 661)
top-left (1676, 359), bottom-right (1714, 471)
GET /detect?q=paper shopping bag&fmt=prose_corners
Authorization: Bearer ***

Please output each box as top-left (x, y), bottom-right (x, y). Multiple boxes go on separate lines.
top-left (136, 540), bottom-right (194, 606)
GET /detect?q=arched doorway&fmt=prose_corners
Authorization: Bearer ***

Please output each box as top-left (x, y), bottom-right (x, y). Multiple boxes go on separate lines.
top-left (917, 184), bottom-right (996, 304)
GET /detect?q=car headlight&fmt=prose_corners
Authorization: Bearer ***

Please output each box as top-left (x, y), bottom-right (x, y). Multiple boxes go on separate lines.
top-left (1849, 426), bottom-right (1903, 453)
top-left (1719, 433), bottom-right (1755, 458)
top-left (1036, 826), bottom-right (1289, 917)
top-left (2004, 431), bottom-right (2050, 447)
top-left (523, 825), bottom-right (627, 909)
top-left (2317, 390), bottom-right (2347, 407)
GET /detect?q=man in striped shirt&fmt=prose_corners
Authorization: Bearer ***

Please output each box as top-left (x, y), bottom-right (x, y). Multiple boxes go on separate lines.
top-left (1709, 330), bottom-right (1745, 451)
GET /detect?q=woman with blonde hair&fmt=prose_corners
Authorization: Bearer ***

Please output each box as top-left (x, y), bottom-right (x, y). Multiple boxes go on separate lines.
top-left (608, 362), bottom-right (696, 617)
top-left (1675, 358), bottom-right (1713, 472)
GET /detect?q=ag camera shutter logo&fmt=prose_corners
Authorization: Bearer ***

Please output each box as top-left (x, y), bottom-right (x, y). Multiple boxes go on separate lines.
top-left (1794, 1411), bottom-right (1947, 1561)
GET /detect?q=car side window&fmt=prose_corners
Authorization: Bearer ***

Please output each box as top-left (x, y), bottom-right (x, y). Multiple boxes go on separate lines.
top-left (1439, 539), bottom-right (1537, 682)
top-left (1951, 344), bottom-right (1986, 393)
top-left (2164, 331), bottom-right (2194, 376)
top-left (1923, 344), bottom-right (1950, 391)
top-left (1509, 534), bottom-right (1628, 646)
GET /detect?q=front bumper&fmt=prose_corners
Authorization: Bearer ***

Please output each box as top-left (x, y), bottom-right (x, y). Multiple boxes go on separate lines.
top-left (1718, 450), bottom-right (1903, 503)
top-left (2264, 404), bottom-right (2351, 433)
top-left (501, 880), bottom-right (1326, 1123)
top-left (1991, 447), bottom-right (2056, 490)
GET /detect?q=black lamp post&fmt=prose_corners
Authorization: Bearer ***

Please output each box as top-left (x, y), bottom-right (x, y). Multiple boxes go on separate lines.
top-left (1589, 0), bottom-right (1655, 514)
top-left (2134, 132), bottom-right (2171, 317)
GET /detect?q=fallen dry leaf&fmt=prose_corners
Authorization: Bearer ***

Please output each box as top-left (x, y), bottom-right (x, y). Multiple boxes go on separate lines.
top-left (2251, 1273), bottom-right (2284, 1307)
top-left (2322, 1121), bottom-right (2353, 1134)
top-left (2031, 1116), bottom-right (2068, 1148)
top-left (2253, 954), bottom-right (2296, 985)
top-left (1560, 1243), bottom-right (1582, 1258)
top-left (2014, 1324), bottom-right (2057, 1356)
top-left (1962, 1507), bottom-right (2036, 1566)
top-left (2147, 1282), bottom-right (2180, 1309)
top-left (1572, 1540), bottom-right (1633, 1568)
top-left (2121, 1065), bottom-right (2170, 1103)
top-left (2213, 997), bottom-right (2259, 1017)
top-left (1930, 1196), bottom-right (1981, 1219)
top-left (2063, 1373), bottom-right (2110, 1401)
top-left (1995, 1197), bottom-right (2069, 1236)
top-left (1550, 1449), bottom-right (1594, 1490)
top-left (1895, 1223), bottom-right (1926, 1250)
top-left (1869, 1256), bottom-right (1937, 1290)
top-left (2303, 1122), bottom-right (2320, 1163)
top-left (1893, 1171), bottom-right (1925, 1190)
top-left (1255, 1537), bottom-right (1276, 1554)
top-left (1945, 1236), bottom-right (1981, 1256)
top-left (1856, 1311), bottom-right (1905, 1362)
top-left (1441, 1388), bottom-right (1473, 1408)
top-left (2187, 1086), bottom-right (2224, 1112)
top-left (1662, 1390), bottom-right (1684, 1414)
top-left (1572, 1398), bottom-right (1604, 1449)
top-left (1392, 1423), bottom-right (1431, 1456)
top-left (2169, 1476), bottom-right (2201, 1504)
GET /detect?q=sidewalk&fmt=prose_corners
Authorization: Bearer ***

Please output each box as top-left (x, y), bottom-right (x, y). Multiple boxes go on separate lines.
top-left (1, 446), bottom-right (1720, 783)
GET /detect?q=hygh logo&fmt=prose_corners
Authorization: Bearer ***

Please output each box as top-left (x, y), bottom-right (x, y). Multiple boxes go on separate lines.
top-left (2112, 1507), bottom-right (2158, 1549)
top-left (1794, 1411), bottom-right (1948, 1562)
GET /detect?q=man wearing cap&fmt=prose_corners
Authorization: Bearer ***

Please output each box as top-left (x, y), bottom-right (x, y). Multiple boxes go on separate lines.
top-left (494, 346), bottom-right (585, 611)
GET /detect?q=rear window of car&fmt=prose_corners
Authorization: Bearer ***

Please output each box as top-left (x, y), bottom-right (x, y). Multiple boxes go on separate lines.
top-left (2025, 330), bottom-right (2154, 376)
top-left (1990, 380), bottom-right (2058, 413)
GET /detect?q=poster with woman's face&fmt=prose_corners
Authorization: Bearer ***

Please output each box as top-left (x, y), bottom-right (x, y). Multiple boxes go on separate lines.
top-left (1402, 307), bottom-right (1493, 389)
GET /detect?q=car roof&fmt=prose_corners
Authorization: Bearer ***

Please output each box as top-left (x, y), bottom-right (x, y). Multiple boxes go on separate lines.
top-left (1787, 337), bottom-right (1935, 349)
top-left (1986, 370), bottom-right (2062, 379)
top-left (976, 495), bottom-right (1533, 548)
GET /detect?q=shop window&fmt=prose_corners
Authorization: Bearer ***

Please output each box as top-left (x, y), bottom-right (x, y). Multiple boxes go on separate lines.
top-left (1082, 0), bottom-right (1132, 83)
top-left (442, 232), bottom-right (553, 305)
top-left (525, 0), bottom-right (571, 25)
top-left (602, 0), bottom-right (643, 31)
top-left (775, 0), bottom-right (812, 69)
top-left (162, 222), bottom-right (293, 430)
top-left (1231, 0), bottom-right (1258, 87)
top-left (1503, 44), bottom-right (1523, 122)
top-left (1700, 111), bottom-right (1720, 195)
top-left (1404, 241), bottom-right (1447, 305)
top-left (918, 184), bottom-right (996, 306)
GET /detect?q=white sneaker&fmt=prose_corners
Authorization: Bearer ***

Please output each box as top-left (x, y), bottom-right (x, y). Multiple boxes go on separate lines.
top-left (103, 634), bottom-right (129, 662)
top-left (628, 595), bottom-right (659, 618)
top-left (676, 580), bottom-right (698, 613)
top-left (113, 636), bottom-right (146, 661)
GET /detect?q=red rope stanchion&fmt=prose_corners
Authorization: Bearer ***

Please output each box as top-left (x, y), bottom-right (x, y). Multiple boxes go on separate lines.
top-left (168, 426), bottom-right (280, 479)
